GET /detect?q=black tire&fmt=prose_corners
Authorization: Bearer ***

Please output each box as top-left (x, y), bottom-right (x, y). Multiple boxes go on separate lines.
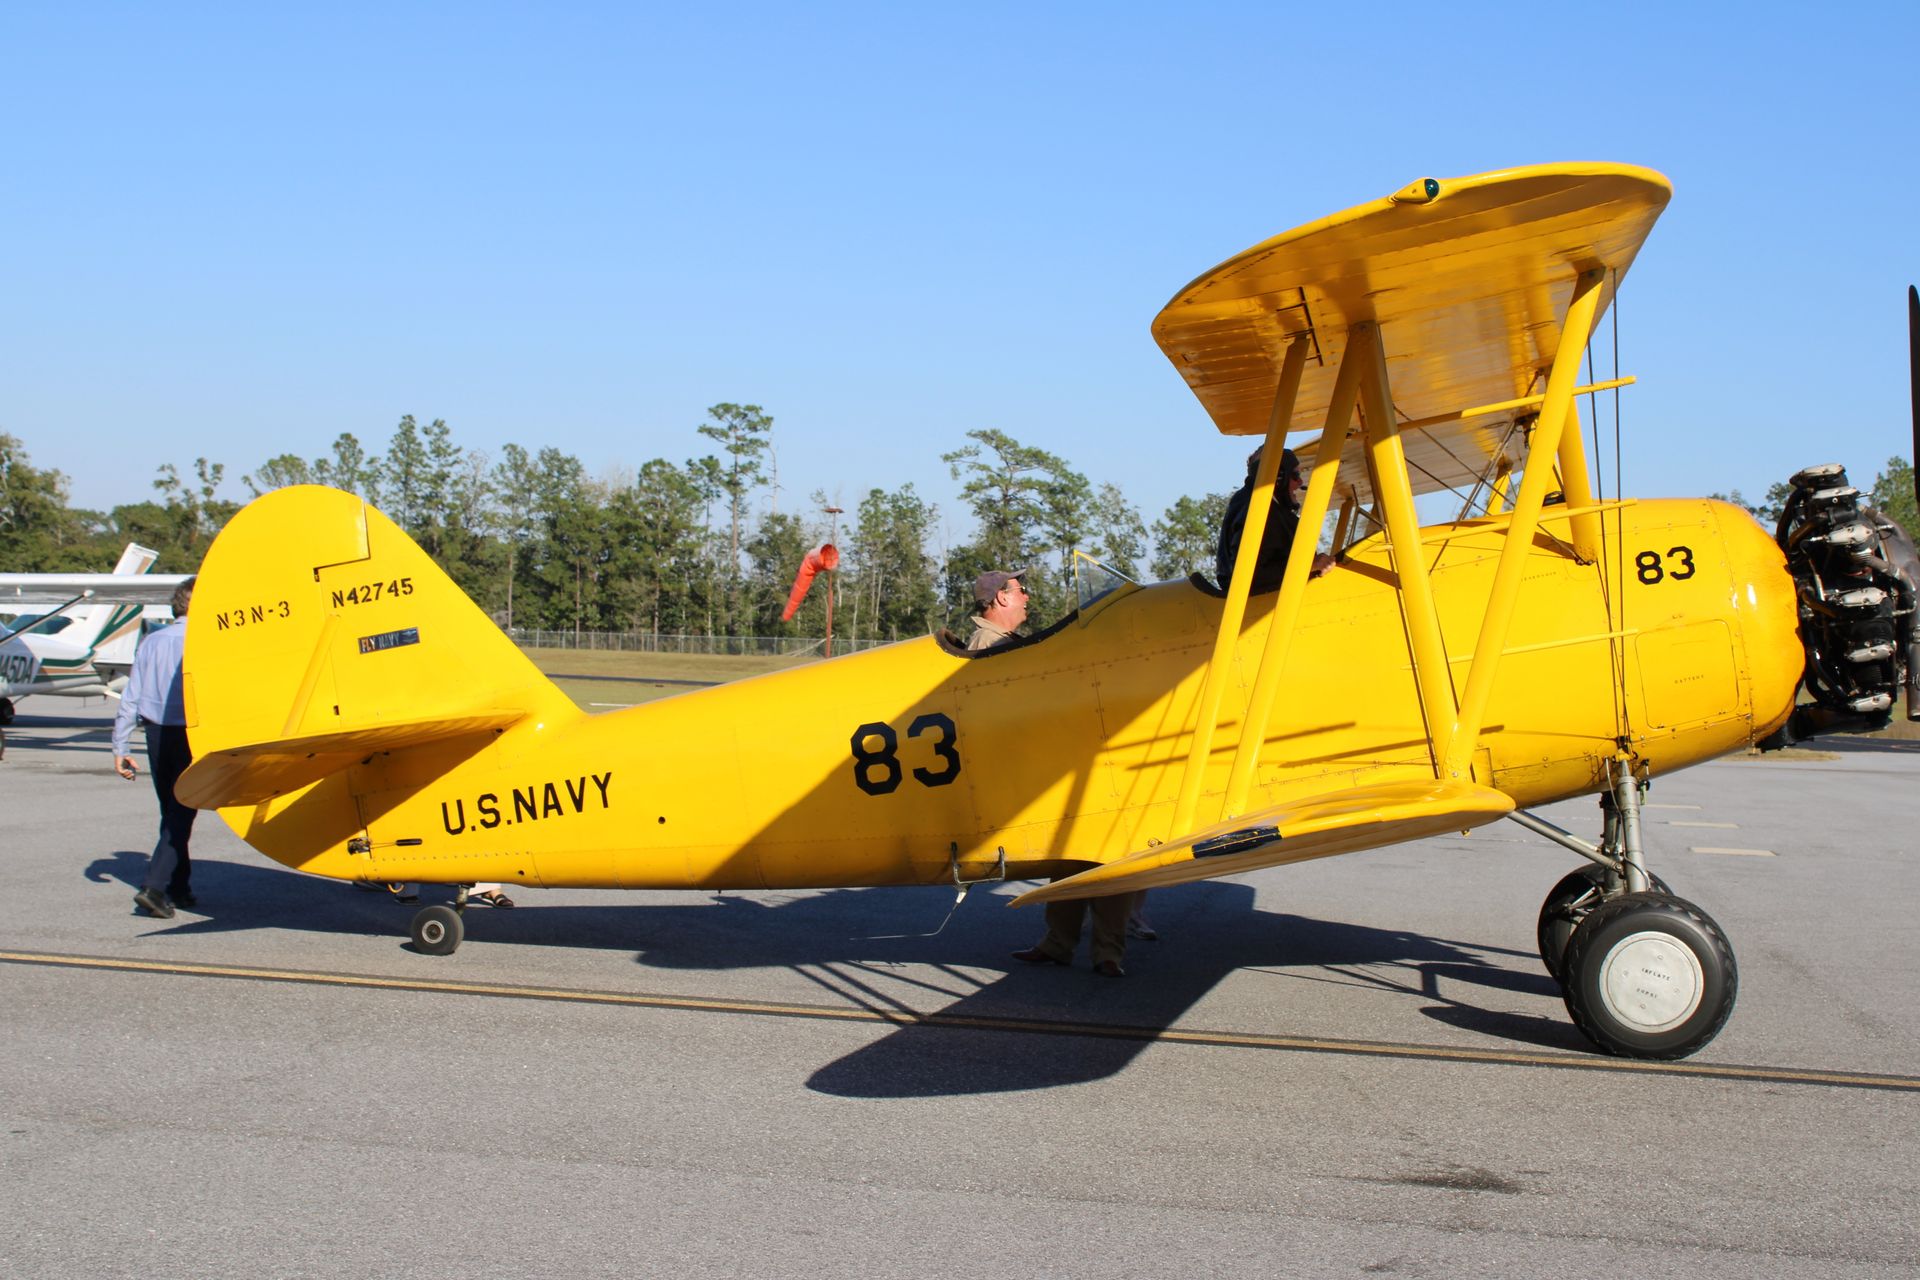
top-left (1562, 891), bottom-right (1736, 1059)
top-left (0, 698), bottom-right (13, 726)
top-left (411, 904), bottom-right (464, 956)
top-left (1537, 865), bottom-right (1672, 983)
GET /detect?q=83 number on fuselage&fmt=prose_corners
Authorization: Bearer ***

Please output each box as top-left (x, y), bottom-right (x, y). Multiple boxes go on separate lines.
top-left (849, 712), bottom-right (961, 796)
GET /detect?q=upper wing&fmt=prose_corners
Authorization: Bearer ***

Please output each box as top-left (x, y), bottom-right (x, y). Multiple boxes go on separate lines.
top-left (1150, 163), bottom-right (1670, 502)
top-left (1013, 779), bottom-right (1514, 904)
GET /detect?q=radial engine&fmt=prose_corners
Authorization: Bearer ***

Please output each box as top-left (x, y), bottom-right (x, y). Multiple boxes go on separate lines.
top-left (1763, 463), bottom-right (1920, 746)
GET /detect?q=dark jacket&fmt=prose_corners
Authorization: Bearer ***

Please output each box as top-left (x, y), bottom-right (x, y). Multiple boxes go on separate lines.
top-left (1214, 479), bottom-right (1299, 593)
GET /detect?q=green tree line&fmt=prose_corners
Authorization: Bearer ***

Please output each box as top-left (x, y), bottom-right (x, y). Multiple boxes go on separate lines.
top-left (0, 410), bottom-right (1235, 640)
top-left (13, 421), bottom-right (1917, 640)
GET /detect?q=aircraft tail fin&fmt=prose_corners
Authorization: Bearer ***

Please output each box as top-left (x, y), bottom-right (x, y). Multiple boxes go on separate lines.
top-left (108, 543), bottom-right (161, 576)
top-left (1013, 779), bottom-right (1514, 904)
top-left (177, 486), bottom-right (578, 810)
top-left (59, 542), bottom-right (162, 663)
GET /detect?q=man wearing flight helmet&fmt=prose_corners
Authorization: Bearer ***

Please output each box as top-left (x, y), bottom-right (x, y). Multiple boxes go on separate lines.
top-left (1214, 445), bottom-right (1334, 591)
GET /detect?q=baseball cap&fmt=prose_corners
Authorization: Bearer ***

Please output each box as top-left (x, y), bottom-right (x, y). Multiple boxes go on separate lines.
top-left (973, 567), bottom-right (1030, 605)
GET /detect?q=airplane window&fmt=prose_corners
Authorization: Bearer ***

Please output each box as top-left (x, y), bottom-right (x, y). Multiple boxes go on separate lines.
top-left (1, 614), bottom-right (70, 636)
top-left (1071, 551), bottom-right (1136, 611)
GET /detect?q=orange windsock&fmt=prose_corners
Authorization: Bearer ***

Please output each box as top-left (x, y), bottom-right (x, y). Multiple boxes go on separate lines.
top-left (780, 543), bottom-right (840, 621)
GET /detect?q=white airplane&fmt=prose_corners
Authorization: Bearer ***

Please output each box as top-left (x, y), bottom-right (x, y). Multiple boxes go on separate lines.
top-left (0, 544), bottom-right (190, 724)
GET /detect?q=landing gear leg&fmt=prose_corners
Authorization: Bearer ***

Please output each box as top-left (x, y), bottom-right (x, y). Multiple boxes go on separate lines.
top-left (1569, 758), bottom-right (1737, 1057)
top-left (1517, 757), bottom-right (1739, 1058)
top-left (1609, 756), bottom-right (1650, 894)
top-left (1519, 771), bottom-right (1668, 980)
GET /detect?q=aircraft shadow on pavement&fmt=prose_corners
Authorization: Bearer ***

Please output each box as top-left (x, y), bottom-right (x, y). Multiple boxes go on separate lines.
top-left (5, 715), bottom-right (115, 756)
top-left (80, 853), bottom-right (1581, 1092)
top-left (1816, 734), bottom-right (1920, 755)
top-left (786, 882), bottom-right (1582, 1097)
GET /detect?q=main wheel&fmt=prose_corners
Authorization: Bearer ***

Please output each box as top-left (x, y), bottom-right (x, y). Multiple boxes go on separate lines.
top-left (410, 904), bottom-right (464, 956)
top-left (1562, 891), bottom-right (1736, 1059)
top-left (1537, 865), bottom-right (1671, 983)
top-left (0, 698), bottom-right (14, 726)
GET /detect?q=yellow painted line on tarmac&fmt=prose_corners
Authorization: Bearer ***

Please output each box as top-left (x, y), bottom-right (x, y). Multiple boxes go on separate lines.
top-left (6, 949), bottom-right (1918, 1094)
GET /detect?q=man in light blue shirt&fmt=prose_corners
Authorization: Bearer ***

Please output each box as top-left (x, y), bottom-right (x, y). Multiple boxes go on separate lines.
top-left (112, 578), bottom-right (196, 919)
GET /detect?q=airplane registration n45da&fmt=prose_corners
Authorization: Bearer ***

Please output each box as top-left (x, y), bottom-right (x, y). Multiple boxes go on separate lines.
top-left (177, 163), bottom-right (1920, 1061)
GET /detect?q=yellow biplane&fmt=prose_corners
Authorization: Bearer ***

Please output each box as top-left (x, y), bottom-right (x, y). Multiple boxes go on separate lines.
top-left (175, 163), bottom-right (1920, 1061)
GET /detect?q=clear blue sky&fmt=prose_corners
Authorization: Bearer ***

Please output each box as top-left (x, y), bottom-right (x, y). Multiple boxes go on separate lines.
top-left (6, 2), bottom-right (1918, 552)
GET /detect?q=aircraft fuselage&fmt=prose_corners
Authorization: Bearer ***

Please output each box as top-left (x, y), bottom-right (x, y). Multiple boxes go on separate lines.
top-left (223, 498), bottom-right (1800, 896)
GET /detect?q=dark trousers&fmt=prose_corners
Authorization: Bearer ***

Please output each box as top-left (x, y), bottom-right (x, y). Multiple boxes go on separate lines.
top-left (142, 720), bottom-right (196, 897)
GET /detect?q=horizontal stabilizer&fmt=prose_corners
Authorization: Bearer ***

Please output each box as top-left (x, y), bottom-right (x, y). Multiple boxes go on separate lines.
top-left (1013, 779), bottom-right (1514, 905)
top-left (177, 710), bottom-right (524, 809)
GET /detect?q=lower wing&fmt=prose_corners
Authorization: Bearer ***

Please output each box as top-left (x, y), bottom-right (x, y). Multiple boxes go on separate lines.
top-left (1014, 778), bottom-right (1513, 904)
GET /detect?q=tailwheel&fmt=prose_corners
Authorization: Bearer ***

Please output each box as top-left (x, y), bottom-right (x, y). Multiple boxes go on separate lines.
top-left (410, 903), bottom-right (464, 956)
top-left (1561, 891), bottom-right (1736, 1059)
top-left (1536, 865), bottom-right (1671, 983)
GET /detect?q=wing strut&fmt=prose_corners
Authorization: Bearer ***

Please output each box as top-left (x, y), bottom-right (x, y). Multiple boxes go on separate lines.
top-left (1354, 320), bottom-right (1460, 775)
top-left (1165, 264), bottom-right (1614, 826)
top-left (1166, 338), bottom-right (1309, 836)
top-left (1557, 398), bottom-right (1601, 561)
top-left (1219, 348), bottom-right (1362, 818)
top-left (1441, 267), bottom-right (1604, 778)
top-left (1485, 463), bottom-right (1513, 515)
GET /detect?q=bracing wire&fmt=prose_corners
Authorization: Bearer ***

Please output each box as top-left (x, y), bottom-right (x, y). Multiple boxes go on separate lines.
top-left (1587, 323), bottom-right (1623, 739)
top-left (1609, 269), bottom-right (1629, 740)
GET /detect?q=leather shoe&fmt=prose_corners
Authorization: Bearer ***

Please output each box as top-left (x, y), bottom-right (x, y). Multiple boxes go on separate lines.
top-left (134, 888), bottom-right (175, 919)
top-left (1011, 946), bottom-right (1068, 966)
top-left (1092, 959), bottom-right (1126, 978)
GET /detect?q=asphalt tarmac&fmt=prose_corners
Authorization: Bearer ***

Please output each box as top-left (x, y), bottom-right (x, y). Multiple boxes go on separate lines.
top-left (3, 703), bottom-right (1917, 1278)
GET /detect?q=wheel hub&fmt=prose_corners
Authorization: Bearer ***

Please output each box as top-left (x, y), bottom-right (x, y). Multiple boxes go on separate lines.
top-left (1599, 930), bottom-right (1705, 1033)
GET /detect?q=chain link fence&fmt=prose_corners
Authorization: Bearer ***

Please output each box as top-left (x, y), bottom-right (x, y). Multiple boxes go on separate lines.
top-left (505, 628), bottom-right (902, 657)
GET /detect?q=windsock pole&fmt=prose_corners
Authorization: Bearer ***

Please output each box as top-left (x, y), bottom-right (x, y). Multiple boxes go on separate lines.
top-left (824, 505), bottom-right (843, 657)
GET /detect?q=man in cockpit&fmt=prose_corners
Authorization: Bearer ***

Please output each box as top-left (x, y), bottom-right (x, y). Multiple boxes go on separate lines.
top-left (966, 567), bottom-right (1031, 650)
top-left (964, 566), bottom-right (1137, 977)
